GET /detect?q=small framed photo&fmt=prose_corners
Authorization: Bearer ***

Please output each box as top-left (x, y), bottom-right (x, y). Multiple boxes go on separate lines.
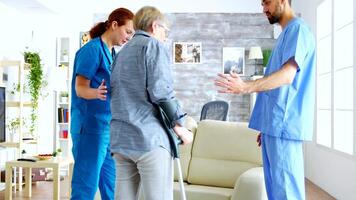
top-left (79, 31), bottom-right (91, 48)
top-left (222, 47), bottom-right (245, 75)
top-left (173, 42), bottom-right (201, 64)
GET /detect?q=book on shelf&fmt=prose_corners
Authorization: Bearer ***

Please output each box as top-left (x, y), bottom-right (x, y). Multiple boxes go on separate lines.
top-left (59, 130), bottom-right (68, 139)
top-left (57, 108), bottom-right (69, 123)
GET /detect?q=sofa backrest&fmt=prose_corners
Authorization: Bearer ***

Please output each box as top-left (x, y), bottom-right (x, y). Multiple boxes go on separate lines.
top-left (187, 120), bottom-right (262, 188)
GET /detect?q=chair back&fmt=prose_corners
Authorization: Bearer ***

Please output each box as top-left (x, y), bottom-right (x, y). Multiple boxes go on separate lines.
top-left (200, 100), bottom-right (229, 121)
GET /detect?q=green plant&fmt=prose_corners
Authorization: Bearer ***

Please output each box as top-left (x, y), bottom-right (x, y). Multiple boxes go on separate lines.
top-left (24, 51), bottom-right (44, 135)
top-left (9, 83), bottom-right (29, 96)
top-left (10, 83), bottom-right (20, 95)
top-left (6, 117), bottom-right (27, 135)
top-left (60, 91), bottom-right (68, 97)
top-left (52, 148), bottom-right (62, 157)
top-left (7, 118), bottom-right (20, 135)
top-left (262, 49), bottom-right (272, 67)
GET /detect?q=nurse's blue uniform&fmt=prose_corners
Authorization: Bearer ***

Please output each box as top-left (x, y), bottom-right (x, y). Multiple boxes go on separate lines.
top-left (70, 37), bottom-right (115, 200)
top-left (249, 18), bottom-right (316, 200)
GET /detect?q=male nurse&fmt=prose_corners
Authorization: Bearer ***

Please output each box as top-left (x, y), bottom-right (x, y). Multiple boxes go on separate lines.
top-left (215, 0), bottom-right (316, 199)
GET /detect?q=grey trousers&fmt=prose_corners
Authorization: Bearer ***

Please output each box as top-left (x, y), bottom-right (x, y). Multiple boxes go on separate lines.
top-left (113, 147), bottom-right (173, 200)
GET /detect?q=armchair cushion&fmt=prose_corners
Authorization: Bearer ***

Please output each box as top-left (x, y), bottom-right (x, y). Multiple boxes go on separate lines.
top-left (187, 120), bottom-right (262, 188)
top-left (174, 182), bottom-right (232, 200)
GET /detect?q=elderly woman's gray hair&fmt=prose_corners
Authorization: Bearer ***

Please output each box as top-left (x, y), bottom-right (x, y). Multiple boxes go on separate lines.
top-left (133, 6), bottom-right (168, 31)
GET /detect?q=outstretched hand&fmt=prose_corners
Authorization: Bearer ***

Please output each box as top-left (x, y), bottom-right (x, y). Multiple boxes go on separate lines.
top-left (97, 79), bottom-right (107, 100)
top-left (214, 72), bottom-right (247, 94)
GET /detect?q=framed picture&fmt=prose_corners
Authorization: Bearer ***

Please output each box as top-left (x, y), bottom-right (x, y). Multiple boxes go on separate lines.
top-left (173, 42), bottom-right (201, 64)
top-left (222, 47), bottom-right (245, 75)
top-left (79, 31), bottom-right (91, 48)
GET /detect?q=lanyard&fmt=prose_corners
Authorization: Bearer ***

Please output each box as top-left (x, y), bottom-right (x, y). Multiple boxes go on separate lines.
top-left (100, 37), bottom-right (112, 66)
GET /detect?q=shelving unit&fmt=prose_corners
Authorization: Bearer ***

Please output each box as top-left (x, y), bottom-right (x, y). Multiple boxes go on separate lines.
top-left (53, 37), bottom-right (71, 159)
top-left (53, 90), bottom-right (70, 158)
top-left (0, 60), bottom-right (30, 157)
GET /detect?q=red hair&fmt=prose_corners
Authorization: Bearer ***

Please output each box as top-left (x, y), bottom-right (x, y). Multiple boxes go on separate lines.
top-left (89, 8), bottom-right (134, 39)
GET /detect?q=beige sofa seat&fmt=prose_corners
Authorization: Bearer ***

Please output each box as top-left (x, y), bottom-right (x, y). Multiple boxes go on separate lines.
top-left (174, 182), bottom-right (233, 200)
top-left (174, 119), bottom-right (267, 200)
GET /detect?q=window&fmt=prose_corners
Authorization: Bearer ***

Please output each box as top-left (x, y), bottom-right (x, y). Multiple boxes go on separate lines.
top-left (316, 0), bottom-right (354, 156)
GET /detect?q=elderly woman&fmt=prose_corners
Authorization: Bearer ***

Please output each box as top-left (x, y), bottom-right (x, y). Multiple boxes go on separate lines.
top-left (110, 6), bottom-right (193, 200)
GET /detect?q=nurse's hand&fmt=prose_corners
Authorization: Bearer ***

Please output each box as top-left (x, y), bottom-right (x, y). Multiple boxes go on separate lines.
top-left (214, 72), bottom-right (248, 94)
top-left (97, 79), bottom-right (107, 100)
top-left (173, 125), bottom-right (193, 145)
top-left (257, 133), bottom-right (261, 147)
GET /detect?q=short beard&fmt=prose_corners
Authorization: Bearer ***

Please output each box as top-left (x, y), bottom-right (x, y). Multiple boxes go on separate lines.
top-left (268, 15), bottom-right (280, 24)
top-left (267, 4), bottom-right (283, 24)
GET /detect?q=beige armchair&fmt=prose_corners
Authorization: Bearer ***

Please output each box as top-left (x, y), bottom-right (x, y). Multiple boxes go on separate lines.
top-left (173, 118), bottom-right (267, 200)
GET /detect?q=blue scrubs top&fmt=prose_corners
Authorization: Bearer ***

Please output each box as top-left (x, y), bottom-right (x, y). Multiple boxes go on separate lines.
top-left (249, 18), bottom-right (316, 141)
top-left (70, 37), bottom-right (113, 135)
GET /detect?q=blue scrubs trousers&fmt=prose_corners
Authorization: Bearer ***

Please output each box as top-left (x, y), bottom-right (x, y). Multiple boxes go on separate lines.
top-left (261, 134), bottom-right (305, 200)
top-left (71, 132), bottom-right (115, 200)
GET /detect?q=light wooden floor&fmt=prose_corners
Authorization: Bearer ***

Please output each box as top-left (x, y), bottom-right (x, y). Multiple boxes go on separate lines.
top-left (0, 178), bottom-right (336, 200)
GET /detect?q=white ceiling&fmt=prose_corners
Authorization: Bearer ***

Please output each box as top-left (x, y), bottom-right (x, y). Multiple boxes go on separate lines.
top-left (0, 0), bottom-right (263, 15)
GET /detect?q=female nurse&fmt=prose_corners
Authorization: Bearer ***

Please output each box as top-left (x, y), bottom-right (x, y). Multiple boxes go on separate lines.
top-left (70, 8), bottom-right (134, 200)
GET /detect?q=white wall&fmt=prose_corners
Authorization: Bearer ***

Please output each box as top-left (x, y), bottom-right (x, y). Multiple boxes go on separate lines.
top-left (0, 2), bottom-right (94, 154)
top-left (294, 1), bottom-right (356, 200)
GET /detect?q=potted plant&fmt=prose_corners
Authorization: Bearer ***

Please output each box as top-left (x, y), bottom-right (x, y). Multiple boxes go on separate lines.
top-left (8, 83), bottom-right (31, 101)
top-left (6, 117), bottom-right (20, 142)
top-left (6, 117), bottom-right (27, 142)
top-left (21, 149), bottom-right (27, 158)
top-left (60, 91), bottom-right (68, 103)
top-left (24, 51), bottom-right (45, 136)
top-left (262, 49), bottom-right (272, 73)
top-left (52, 148), bottom-right (62, 157)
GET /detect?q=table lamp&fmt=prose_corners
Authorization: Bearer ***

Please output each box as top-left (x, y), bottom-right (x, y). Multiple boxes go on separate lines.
top-left (248, 46), bottom-right (263, 75)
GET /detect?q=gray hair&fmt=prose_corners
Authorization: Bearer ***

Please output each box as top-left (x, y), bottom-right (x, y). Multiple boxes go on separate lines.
top-left (133, 6), bottom-right (167, 31)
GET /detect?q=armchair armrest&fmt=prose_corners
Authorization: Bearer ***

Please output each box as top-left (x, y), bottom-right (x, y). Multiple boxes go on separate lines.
top-left (231, 167), bottom-right (267, 200)
top-left (183, 115), bottom-right (198, 134)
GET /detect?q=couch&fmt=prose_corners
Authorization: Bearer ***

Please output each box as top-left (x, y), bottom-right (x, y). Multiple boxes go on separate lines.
top-left (173, 118), bottom-right (267, 200)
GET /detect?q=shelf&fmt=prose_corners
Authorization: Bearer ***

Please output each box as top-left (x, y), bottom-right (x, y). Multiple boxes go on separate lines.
top-left (22, 139), bottom-right (38, 144)
top-left (0, 142), bottom-right (20, 148)
top-left (6, 101), bottom-right (32, 107)
top-left (0, 60), bottom-right (21, 67)
top-left (54, 37), bottom-right (71, 159)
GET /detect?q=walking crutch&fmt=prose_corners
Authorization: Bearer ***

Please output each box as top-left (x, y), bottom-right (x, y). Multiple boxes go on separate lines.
top-left (157, 101), bottom-right (188, 200)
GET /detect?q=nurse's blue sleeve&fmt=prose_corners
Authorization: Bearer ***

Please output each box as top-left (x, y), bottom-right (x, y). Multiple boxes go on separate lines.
top-left (75, 45), bottom-right (100, 80)
top-left (282, 24), bottom-right (310, 72)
